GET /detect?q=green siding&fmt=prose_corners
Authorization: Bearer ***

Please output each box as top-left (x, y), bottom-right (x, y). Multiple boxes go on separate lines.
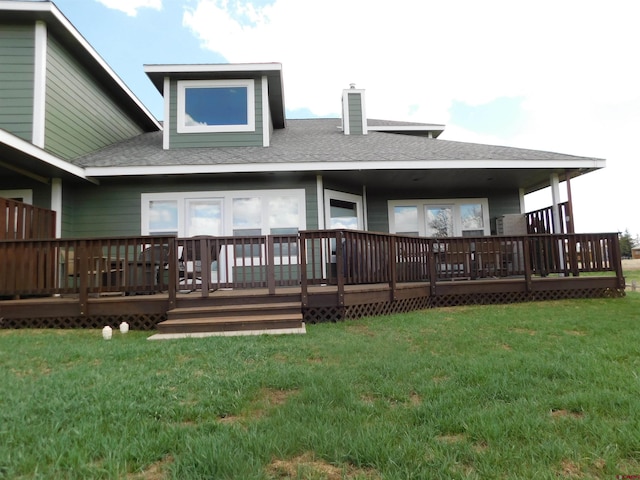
top-left (0, 23), bottom-right (34, 141)
top-left (63, 175), bottom-right (318, 238)
top-left (169, 77), bottom-right (264, 148)
top-left (347, 92), bottom-right (363, 135)
top-left (0, 176), bottom-right (51, 210)
top-left (44, 35), bottom-right (144, 160)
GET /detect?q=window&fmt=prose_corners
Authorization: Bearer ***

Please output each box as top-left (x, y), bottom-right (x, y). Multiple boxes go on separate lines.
top-left (393, 206), bottom-right (419, 236)
top-left (176, 79), bottom-right (255, 133)
top-left (425, 206), bottom-right (453, 237)
top-left (388, 198), bottom-right (490, 237)
top-left (141, 190), bottom-right (306, 238)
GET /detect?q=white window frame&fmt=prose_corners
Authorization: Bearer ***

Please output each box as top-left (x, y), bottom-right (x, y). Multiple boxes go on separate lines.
top-left (324, 189), bottom-right (364, 230)
top-left (176, 79), bottom-right (255, 134)
top-left (388, 198), bottom-right (490, 237)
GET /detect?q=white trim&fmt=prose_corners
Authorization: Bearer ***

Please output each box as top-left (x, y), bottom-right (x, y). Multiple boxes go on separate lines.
top-left (342, 92), bottom-right (350, 135)
top-left (316, 175), bottom-right (324, 229)
top-left (388, 198), bottom-right (491, 237)
top-left (362, 185), bottom-right (368, 230)
top-left (51, 178), bottom-right (62, 237)
top-left (144, 63), bottom-right (282, 74)
top-left (32, 21), bottom-right (47, 148)
top-left (262, 75), bottom-right (270, 147)
top-left (163, 76), bottom-right (170, 150)
top-left (0, 189), bottom-right (33, 204)
top-left (368, 125), bottom-right (445, 132)
top-left (0, 129), bottom-right (95, 182)
top-left (84, 157), bottom-right (607, 178)
top-left (550, 173), bottom-right (562, 233)
top-left (176, 79), bottom-right (255, 134)
top-left (518, 188), bottom-right (525, 214)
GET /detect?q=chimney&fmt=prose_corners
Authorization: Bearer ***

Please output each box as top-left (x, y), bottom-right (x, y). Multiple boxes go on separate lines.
top-left (342, 84), bottom-right (367, 135)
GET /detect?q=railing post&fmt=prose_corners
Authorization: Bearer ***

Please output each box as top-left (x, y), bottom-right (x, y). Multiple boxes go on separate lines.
top-left (568, 234), bottom-right (579, 277)
top-left (523, 236), bottom-right (532, 293)
top-left (389, 235), bottom-right (397, 302)
top-left (428, 240), bottom-right (437, 297)
top-left (78, 240), bottom-right (89, 316)
top-left (611, 233), bottom-right (625, 290)
top-left (167, 237), bottom-right (177, 309)
top-left (299, 233), bottom-right (308, 307)
top-left (266, 235), bottom-right (276, 295)
top-left (336, 231), bottom-right (345, 307)
top-left (199, 237), bottom-right (210, 298)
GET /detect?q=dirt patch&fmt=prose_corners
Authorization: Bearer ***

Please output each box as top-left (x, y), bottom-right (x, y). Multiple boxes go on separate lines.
top-left (558, 459), bottom-right (581, 478)
top-left (219, 388), bottom-right (298, 424)
top-left (436, 433), bottom-right (466, 444)
top-left (409, 392), bottom-right (421, 406)
top-left (267, 452), bottom-right (380, 479)
top-left (127, 455), bottom-right (173, 480)
top-left (472, 442), bottom-right (489, 454)
top-left (564, 330), bottom-right (587, 336)
top-left (510, 328), bottom-right (537, 335)
top-left (432, 375), bottom-right (448, 384)
top-left (346, 323), bottom-right (376, 337)
top-left (550, 409), bottom-right (585, 419)
top-left (501, 343), bottom-right (513, 351)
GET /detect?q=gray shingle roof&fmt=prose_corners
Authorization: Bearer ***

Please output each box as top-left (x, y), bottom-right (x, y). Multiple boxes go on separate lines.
top-left (73, 118), bottom-right (602, 169)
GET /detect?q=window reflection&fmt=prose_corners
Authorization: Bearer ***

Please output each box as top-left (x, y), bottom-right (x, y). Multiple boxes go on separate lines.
top-left (149, 200), bottom-right (178, 233)
top-left (394, 206), bottom-right (418, 236)
top-left (425, 206), bottom-right (453, 237)
top-left (233, 198), bottom-right (262, 229)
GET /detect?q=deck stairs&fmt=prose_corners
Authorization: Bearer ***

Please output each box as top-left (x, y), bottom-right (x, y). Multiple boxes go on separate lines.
top-left (154, 291), bottom-right (305, 337)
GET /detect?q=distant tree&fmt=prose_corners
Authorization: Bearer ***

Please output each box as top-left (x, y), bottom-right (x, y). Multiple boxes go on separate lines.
top-left (619, 229), bottom-right (636, 258)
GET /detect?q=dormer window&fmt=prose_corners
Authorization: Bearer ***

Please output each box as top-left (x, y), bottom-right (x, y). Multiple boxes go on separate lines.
top-left (176, 79), bottom-right (255, 133)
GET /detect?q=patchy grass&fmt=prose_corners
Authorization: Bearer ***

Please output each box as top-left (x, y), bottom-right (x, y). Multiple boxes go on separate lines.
top-left (1, 294), bottom-right (640, 479)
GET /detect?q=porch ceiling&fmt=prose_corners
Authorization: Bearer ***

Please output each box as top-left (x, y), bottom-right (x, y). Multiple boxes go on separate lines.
top-left (323, 167), bottom-right (584, 195)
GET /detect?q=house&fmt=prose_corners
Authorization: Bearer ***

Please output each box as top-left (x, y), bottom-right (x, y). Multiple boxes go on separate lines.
top-left (0, 1), bottom-right (624, 332)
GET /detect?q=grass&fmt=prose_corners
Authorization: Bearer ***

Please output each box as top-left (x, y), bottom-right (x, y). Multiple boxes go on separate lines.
top-left (1, 294), bottom-right (640, 478)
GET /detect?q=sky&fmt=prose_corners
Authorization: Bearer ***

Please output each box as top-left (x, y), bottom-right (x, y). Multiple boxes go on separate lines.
top-left (44, 0), bottom-right (640, 236)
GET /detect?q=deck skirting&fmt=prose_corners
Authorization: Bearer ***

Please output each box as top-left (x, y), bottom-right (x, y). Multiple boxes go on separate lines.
top-left (0, 276), bottom-right (625, 329)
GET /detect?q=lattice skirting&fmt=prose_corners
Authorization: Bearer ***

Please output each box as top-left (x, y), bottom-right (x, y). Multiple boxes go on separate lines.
top-left (0, 313), bottom-right (166, 330)
top-left (431, 287), bottom-right (625, 308)
top-left (304, 287), bottom-right (625, 322)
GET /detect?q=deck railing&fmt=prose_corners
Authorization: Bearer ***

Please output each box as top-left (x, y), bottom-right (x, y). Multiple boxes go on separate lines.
top-left (1, 197), bottom-right (56, 240)
top-left (0, 231), bottom-right (623, 306)
top-left (526, 201), bottom-right (571, 234)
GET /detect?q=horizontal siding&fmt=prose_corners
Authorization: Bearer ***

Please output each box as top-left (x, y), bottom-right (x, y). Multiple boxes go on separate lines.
top-left (44, 35), bottom-right (144, 160)
top-left (169, 77), bottom-right (264, 148)
top-left (0, 23), bottom-right (34, 141)
top-left (65, 175), bottom-right (318, 238)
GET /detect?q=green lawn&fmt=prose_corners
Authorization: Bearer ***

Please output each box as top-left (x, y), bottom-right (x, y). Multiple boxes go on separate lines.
top-left (1, 294), bottom-right (639, 479)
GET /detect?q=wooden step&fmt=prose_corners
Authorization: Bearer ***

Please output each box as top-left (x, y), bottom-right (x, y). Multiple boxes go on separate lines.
top-left (167, 301), bottom-right (301, 321)
top-left (157, 313), bottom-right (303, 334)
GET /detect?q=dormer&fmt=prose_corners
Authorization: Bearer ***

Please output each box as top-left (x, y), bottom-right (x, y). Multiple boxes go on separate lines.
top-left (144, 63), bottom-right (285, 149)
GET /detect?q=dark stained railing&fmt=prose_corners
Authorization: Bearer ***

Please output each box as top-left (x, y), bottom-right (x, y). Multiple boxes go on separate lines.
top-left (0, 230), bottom-right (623, 307)
top-left (1, 197), bottom-right (56, 240)
top-left (526, 201), bottom-right (571, 234)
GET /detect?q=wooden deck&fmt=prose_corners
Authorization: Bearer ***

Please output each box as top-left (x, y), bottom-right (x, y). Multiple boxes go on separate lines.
top-left (0, 273), bottom-right (624, 332)
top-left (0, 229), bottom-right (625, 332)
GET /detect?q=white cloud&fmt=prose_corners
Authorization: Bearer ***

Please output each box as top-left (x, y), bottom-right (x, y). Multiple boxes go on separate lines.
top-left (96, 0), bottom-right (162, 17)
top-left (182, 0), bottom-right (640, 234)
